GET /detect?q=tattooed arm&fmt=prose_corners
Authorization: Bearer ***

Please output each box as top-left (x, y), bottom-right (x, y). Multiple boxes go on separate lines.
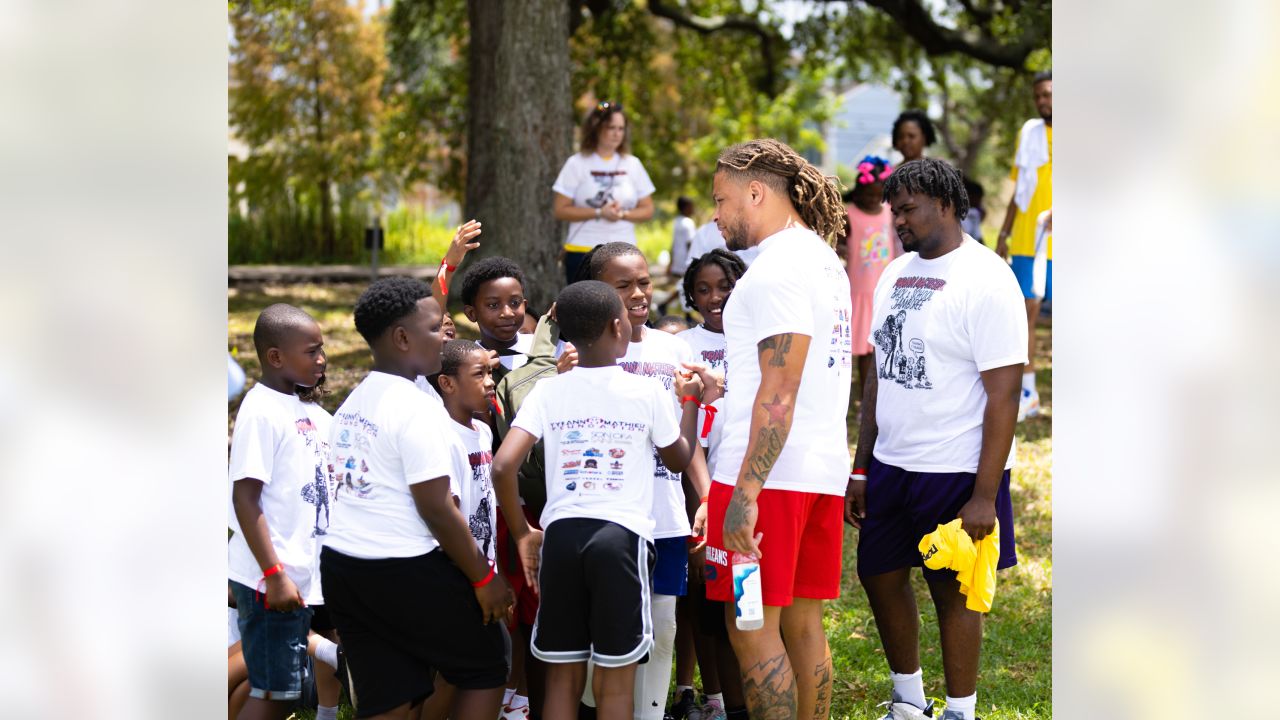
top-left (722, 332), bottom-right (811, 556)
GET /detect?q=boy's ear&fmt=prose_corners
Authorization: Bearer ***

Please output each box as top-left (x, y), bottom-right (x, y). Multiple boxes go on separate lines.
top-left (462, 305), bottom-right (478, 323)
top-left (390, 324), bottom-right (411, 351)
top-left (438, 373), bottom-right (456, 395)
top-left (265, 347), bottom-right (284, 369)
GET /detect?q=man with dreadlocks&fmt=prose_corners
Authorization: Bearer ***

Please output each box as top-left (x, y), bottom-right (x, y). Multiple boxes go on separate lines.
top-left (846, 158), bottom-right (1025, 720)
top-left (697, 138), bottom-right (852, 720)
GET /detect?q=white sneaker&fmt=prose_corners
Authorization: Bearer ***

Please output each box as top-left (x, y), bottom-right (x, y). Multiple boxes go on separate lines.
top-left (500, 703), bottom-right (530, 720)
top-left (877, 696), bottom-right (935, 719)
top-left (1017, 387), bottom-right (1040, 422)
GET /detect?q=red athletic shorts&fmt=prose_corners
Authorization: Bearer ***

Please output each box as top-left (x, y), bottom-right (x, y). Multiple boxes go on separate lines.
top-left (704, 481), bottom-right (843, 607)
top-left (496, 505), bottom-right (542, 627)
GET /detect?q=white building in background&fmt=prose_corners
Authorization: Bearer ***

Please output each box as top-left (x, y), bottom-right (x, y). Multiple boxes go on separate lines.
top-left (820, 83), bottom-right (902, 173)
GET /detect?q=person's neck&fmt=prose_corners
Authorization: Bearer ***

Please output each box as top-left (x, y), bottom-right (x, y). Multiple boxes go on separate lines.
top-left (444, 402), bottom-right (477, 428)
top-left (1044, 117), bottom-right (1052, 127)
top-left (370, 354), bottom-right (418, 381)
top-left (852, 197), bottom-right (881, 214)
top-left (258, 372), bottom-right (299, 396)
top-left (596, 148), bottom-right (618, 160)
top-left (701, 323), bottom-right (723, 335)
top-left (918, 229), bottom-right (964, 260)
top-left (630, 324), bottom-right (645, 343)
top-left (754, 209), bottom-right (809, 246)
top-left (576, 350), bottom-right (617, 368)
top-left (480, 332), bottom-right (517, 351)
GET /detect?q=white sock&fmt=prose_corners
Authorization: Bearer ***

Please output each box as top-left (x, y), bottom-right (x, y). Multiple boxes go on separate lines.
top-left (634, 593), bottom-right (678, 720)
top-left (313, 636), bottom-right (339, 670)
top-left (509, 694), bottom-right (529, 710)
top-left (945, 693), bottom-right (976, 719)
top-left (706, 692), bottom-right (724, 709)
top-left (891, 668), bottom-right (927, 709)
top-left (675, 685), bottom-right (694, 696)
top-left (316, 706), bottom-right (338, 720)
top-left (1022, 370), bottom-right (1036, 393)
top-left (503, 688), bottom-right (516, 706)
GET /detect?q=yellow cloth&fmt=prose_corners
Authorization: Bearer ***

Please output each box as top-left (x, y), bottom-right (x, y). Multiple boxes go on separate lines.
top-left (918, 518), bottom-right (1000, 613)
top-left (1008, 125), bottom-right (1052, 259)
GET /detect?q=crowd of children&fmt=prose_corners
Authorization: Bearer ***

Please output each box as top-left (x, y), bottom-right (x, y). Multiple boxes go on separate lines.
top-left (228, 219), bottom-right (759, 720)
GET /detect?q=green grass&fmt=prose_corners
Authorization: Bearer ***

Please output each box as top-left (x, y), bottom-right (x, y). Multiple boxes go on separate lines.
top-left (229, 283), bottom-right (1051, 720)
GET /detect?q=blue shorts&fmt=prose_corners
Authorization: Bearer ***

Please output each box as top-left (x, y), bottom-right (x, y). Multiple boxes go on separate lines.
top-left (652, 536), bottom-right (689, 596)
top-left (230, 580), bottom-right (314, 700)
top-left (1010, 255), bottom-right (1052, 301)
top-left (856, 458), bottom-right (1018, 579)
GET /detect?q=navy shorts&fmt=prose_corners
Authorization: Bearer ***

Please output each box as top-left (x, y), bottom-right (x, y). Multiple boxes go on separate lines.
top-left (652, 536), bottom-right (689, 596)
top-left (856, 457), bottom-right (1018, 578)
top-left (229, 580), bottom-right (314, 701)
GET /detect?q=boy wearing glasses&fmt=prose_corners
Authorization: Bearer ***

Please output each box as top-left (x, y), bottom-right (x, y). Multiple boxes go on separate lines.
top-left (460, 257), bottom-right (533, 379)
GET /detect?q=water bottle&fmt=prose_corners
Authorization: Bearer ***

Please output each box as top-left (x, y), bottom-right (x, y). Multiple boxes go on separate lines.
top-left (732, 550), bottom-right (764, 631)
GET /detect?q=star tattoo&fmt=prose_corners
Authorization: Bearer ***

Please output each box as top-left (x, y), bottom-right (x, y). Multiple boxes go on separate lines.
top-left (761, 394), bottom-right (789, 425)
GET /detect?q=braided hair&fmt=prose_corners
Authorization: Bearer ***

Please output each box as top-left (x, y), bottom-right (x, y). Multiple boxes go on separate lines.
top-left (574, 241), bottom-right (647, 283)
top-left (715, 139), bottom-right (847, 246)
top-left (881, 158), bottom-right (970, 219)
top-left (682, 248), bottom-right (747, 308)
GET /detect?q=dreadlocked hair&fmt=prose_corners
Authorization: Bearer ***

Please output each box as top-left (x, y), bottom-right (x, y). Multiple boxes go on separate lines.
top-left (683, 248), bottom-right (747, 308)
top-left (575, 241), bottom-right (647, 283)
top-left (716, 139), bottom-right (848, 246)
top-left (881, 157), bottom-right (970, 220)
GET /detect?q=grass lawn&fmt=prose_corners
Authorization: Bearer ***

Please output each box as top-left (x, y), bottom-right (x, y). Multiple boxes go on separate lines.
top-left (228, 281), bottom-right (1052, 720)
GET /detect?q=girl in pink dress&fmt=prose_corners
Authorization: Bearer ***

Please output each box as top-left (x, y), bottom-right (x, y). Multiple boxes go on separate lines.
top-left (841, 155), bottom-right (901, 409)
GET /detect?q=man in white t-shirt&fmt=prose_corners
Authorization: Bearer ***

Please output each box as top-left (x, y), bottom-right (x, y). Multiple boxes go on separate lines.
top-left (699, 139), bottom-right (852, 720)
top-left (846, 158), bottom-right (1026, 720)
top-left (319, 278), bottom-right (514, 720)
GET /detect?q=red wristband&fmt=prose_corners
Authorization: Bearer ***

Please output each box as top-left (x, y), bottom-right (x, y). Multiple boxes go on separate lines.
top-left (852, 467), bottom-right (867, 476)
top-left (438, 261), bottom-right (454, 297)
top-left (262, 563), bottom-right (284, 578)
top-left (680, 395), bottom-right (701, 406)
top-left (700, 403), bottom-right (718, 439)
top-left (256, 564), bottom-right (284, 608)
top-left (471, 562), bottom-right (496, 588)
top-left (699, 495), bottom-right (709, 504)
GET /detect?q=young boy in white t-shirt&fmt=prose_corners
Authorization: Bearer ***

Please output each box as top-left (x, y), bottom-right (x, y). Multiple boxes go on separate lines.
top-left (320, 278), bottom-right (514, 720)
top-left (228, 303), bottom-right (332, 718)
top-left (491, 280), bottom-right (704, 720)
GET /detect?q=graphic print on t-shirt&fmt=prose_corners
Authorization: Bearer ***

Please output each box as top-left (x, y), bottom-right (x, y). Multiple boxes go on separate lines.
top-left (330, 413), bottom-right (379, 500)
top-left (585, 167), bottom-right (625, 209)
top-left (466, 449), bottom-right (494, 557)
top-left (294, 415), bottom-right (332, 537)
top-left (619, 358), bottom-right (682, 484)
top-left (873, 275), bottom-right (943, 389)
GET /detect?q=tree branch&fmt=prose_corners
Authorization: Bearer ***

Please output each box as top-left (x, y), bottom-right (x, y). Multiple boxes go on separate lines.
top-left (646, 0), bottom-right (780, 96)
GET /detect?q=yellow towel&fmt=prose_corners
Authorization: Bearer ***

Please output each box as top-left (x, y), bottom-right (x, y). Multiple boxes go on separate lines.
top-left (918, 518), bottom-right (1000, 613)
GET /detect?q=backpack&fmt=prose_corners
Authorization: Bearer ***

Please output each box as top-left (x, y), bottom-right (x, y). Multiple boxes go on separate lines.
top-left (492, 310), bottom-right (561, 515)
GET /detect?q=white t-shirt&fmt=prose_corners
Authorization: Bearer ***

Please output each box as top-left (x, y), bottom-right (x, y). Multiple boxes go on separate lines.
top-left (498, 333), bottom-right (534, 373)
top-left (689, 221), bottom-right (761, 268)
top-left (714, 227), bottom-right (854, 496)
top-left (869, 236), bottom-right (1027, 472)
top-left (512, 366), bottom-right (680, 542)
top-left (619, 328), bottom-right (693, 539)
top-left (227, 384), bottom-right (333, 603)
top-left (677, 324), bottom-right (728, 447)
top-left (448, 420), bottom-right (497, 564)
top-left (553, 152), bottom-right (656, 250)
top-left (670, 215), bottom-right (697, 274)
top-left (322, 371), bottom-right (471, 559)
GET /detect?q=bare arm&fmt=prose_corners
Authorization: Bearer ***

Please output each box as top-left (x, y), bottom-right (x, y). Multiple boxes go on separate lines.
top-left (722, 332), bottom-right (810, 556)
top-left (410, 476), bottom-right (514, 623)
top-left (957, 363), bottom-right (1022, 541)
top-left (995, 195), bottom-right (1018, 259)
top-left (553, 193), bottom-right (601, 223)
top-left (232, 479), bottom-right (304, 611)
top-left (491, 428), bottom-right (544, 589)
top-left (622, 195), bottom-right (655, 223)
top-left (845, 368), bottom-right (878, 527)
top-left (656, 395), bottom-right (702, 473)
top-left (432, 219), bottom-right (482, 299)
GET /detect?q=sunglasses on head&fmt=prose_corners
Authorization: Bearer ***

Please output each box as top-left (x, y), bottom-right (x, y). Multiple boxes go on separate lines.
top-left (595, 100), bottom-right (623, 113)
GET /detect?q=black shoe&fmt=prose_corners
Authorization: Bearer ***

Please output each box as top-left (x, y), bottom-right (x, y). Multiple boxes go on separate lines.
top-left (666, 688), bottom-right (698, 720)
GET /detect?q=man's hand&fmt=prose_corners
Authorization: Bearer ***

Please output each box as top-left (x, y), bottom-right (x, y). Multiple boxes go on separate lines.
top-left (474, 572), bottom-right (515, 625)
top-left (517, 528), bottom-right (545, 590)
top-left (680, 363), bottom-right (724, 404)
top-left (691, 502), bottom-right (708, 549)
top-left (446, 219), bottom-right (483, 267)
top-left (957, 496), bottom-right (997, 542)
top-left (556, 343), bottom-right (578, 374)
top-left (844, 474), bottom-right (867, 528)
top-left (264, 572), bottom-right (305, 612)
top-left (722, 488), bottom-right (762, 557)
top-left (995, 235), bottom-right (1009, 260)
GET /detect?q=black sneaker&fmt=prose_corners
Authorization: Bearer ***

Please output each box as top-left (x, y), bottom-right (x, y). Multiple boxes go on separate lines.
top-left (666, 688), bottom-right (698, 720)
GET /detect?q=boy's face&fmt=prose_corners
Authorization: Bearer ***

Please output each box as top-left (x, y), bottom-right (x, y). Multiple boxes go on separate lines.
top-left (464, 277), bottom-right (526, 345)
top-left (442, 348), bottom-right (496, 415)
top-left (403, 296), bottom-right (445, 376)
top-left (274, 319), bottom-right (327, 388)
top-left (598, 254), bottom-right (652, 330)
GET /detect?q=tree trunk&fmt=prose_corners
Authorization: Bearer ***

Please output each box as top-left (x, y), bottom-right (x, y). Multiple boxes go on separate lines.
top-left (319, 178), bottom-right (335, 259)
top-left (465, 0), bottom-right (573, 313)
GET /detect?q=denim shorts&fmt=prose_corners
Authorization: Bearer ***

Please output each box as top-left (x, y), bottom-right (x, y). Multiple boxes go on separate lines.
top-left (230, 580), bottom-right (314, 700)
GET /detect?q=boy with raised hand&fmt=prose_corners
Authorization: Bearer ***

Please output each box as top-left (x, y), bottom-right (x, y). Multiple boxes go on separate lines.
top-left (491, 280), bottom-right (705, 720)
top-left (228, 303), bottom-right (332, 720)
top-left (320, 277), bottom-right (514, 720)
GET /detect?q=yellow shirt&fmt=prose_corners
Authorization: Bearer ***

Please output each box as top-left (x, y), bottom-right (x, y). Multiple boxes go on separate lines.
top-left (1008, 125), bottom-right (1052, 259)
top-left (918, 518), bottom-right (1000, 613)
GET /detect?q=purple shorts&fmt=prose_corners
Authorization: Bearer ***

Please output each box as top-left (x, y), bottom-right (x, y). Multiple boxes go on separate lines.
top-left (856, 457), bottom-right (1018, 578)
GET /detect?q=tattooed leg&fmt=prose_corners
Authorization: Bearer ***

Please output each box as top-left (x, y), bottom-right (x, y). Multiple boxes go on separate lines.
top-left (726, 605), bottom-right (795, 720)
top-left (781, 598), bottom-right (833, 720)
